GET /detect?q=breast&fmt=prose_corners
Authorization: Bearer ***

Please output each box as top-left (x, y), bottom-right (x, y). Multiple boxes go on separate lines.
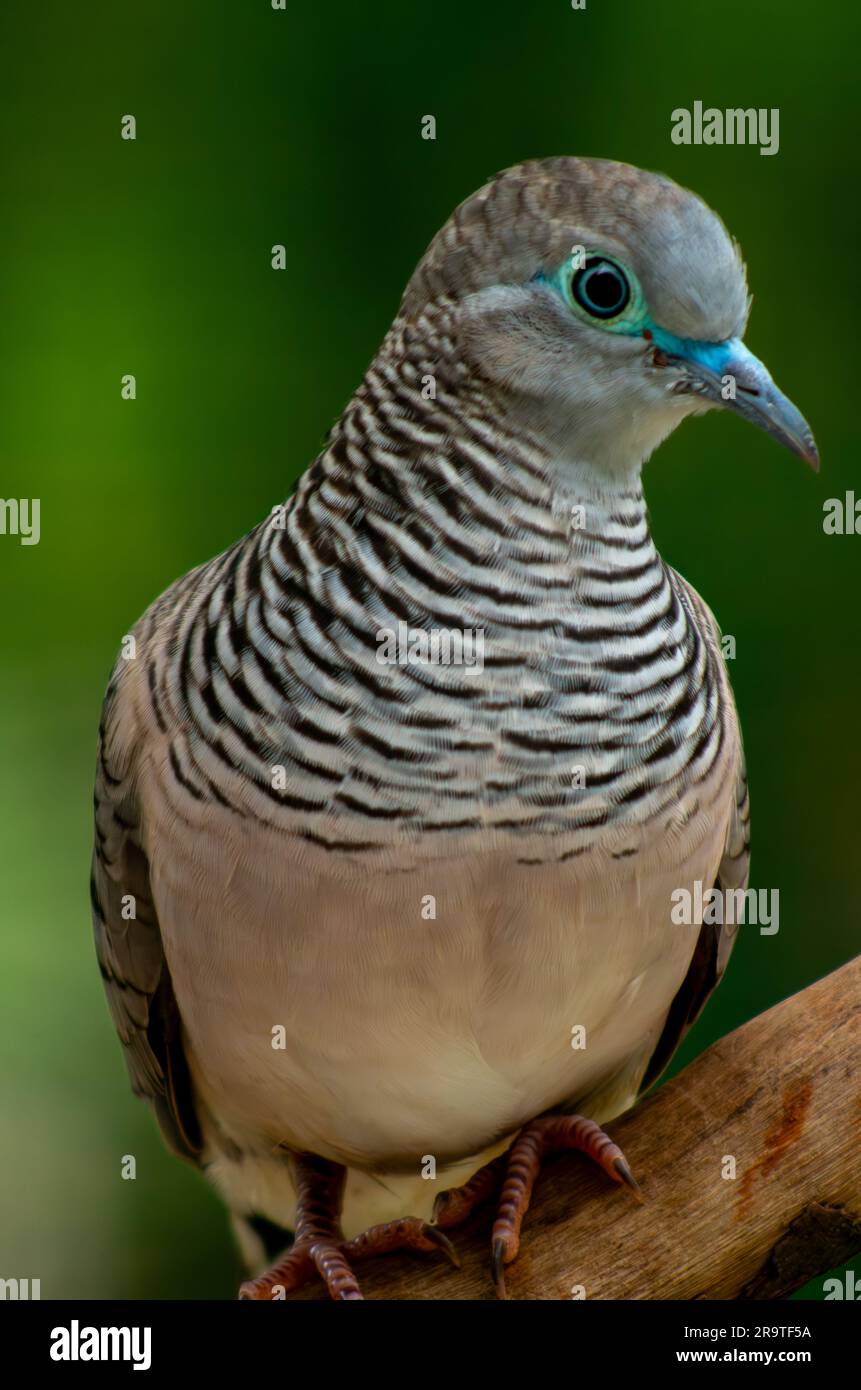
top-left (137, 529), bottom-right (742, 1167)
top-left (143, 768), bottom-right (731, 1171)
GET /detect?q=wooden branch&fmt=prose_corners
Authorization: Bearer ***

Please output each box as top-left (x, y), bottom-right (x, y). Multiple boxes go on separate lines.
top-left (301, 956), bottom-right (861, 1299)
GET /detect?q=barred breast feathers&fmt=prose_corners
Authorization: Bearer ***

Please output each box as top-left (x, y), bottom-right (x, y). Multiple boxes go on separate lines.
top-left (117, 308), bottom-right (737, 871)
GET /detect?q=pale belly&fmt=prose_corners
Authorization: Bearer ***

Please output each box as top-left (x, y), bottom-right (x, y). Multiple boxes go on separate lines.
top-left (146, 806), bottom-right (725, 1176)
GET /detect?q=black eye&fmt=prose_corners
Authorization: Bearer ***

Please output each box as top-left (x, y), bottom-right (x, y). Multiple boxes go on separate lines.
top-left (572, 257), bottom-right (630, 319)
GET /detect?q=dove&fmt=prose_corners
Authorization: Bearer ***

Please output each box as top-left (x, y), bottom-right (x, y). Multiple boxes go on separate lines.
top-left (92, 157), bottom-right (817, 1299)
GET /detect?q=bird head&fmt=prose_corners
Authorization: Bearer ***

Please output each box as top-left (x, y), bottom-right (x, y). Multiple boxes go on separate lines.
top-left (399, 157), bottom-right (818, 479)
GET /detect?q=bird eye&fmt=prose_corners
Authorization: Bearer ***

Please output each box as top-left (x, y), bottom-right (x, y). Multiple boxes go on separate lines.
top-left (571, 257), bottom-right (631, 319)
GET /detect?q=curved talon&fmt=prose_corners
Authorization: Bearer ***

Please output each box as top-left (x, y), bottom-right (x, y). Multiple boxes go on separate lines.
top-left (491, 1238), bottom-right (509, 1300)
top-left (613, 1156), bottom-right (645, 1201)
top-left (432, 1190), bottom-right (455, 1226)
top-left (423, 1224), bottom-right (462, 1267)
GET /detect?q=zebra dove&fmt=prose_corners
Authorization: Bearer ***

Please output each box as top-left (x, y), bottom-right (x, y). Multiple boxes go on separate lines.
top-left (92, 157), bottom-right (818, 1300)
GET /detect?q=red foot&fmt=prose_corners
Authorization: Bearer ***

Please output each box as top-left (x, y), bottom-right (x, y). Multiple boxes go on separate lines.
top-left (434, 1113), bottom-right (642, 1298)
top-left (238, 1153), bottom-right (458, 1301)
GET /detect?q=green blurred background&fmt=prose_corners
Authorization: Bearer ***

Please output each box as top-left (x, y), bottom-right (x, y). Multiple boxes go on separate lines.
top-left (0, 0), bottom-right (857, 1300)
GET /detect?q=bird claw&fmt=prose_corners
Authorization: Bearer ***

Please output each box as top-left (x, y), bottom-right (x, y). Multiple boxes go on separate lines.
top-left (239, 1214), bottom-right (460, 1301)
top-left (437, 1113), bottom-right (641, 1298)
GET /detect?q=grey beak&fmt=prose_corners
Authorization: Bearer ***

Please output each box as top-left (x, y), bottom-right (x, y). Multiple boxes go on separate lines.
top-left (670, 336), bottom-right (820, 471)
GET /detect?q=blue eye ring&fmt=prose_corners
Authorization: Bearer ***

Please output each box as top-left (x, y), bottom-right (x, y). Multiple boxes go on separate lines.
top-left (572, 256), bottom-right (631, 319)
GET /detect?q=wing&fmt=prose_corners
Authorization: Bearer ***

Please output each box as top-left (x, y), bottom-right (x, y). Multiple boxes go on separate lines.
top-left (90, 661), bottom-right (202, 1162)
top-left (639, 569), bottom-right (751, 1094)
top-left (639, 755), bottom-right (750, 1093)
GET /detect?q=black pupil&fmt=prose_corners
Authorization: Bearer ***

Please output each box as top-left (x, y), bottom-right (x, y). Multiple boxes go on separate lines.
top-left (573, 259), bottom-right (629, 318)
